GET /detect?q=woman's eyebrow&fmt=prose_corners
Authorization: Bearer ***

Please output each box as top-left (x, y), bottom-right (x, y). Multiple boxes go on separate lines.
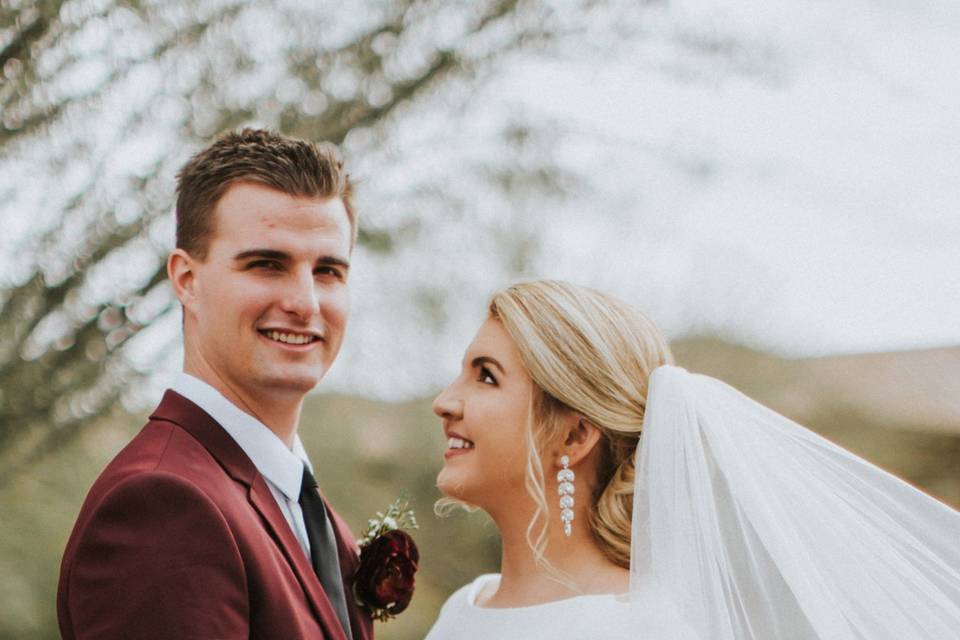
top-left (471, 356), bottom-right (505, 375)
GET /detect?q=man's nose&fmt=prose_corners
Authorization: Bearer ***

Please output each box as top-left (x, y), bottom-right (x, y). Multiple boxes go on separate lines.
top-left (281, 268), bottom-right (320, 320)
top-left (432, 383), bottom-right (463, 419)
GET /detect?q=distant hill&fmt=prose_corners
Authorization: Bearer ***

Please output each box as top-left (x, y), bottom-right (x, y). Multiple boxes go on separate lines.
top-left (2, 338), bottom-right (956, 640)
top-left (673, 338), bottom-right (960, 434)
top-left (672, 338), bottom-right (960, 507)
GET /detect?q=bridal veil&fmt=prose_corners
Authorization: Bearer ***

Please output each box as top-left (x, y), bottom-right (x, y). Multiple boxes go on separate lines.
top-left (630, 366), bottom-right (960, 639)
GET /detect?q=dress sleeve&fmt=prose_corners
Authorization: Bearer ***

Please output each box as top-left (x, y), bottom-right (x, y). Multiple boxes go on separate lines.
top-left (424, 580), bottom-right (477, 639)
top-left (63, 471), bottom-right (249, 639)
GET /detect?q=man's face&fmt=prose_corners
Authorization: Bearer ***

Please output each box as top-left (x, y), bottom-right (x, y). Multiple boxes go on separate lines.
top-left (179, 182), bottom-right (352, 403)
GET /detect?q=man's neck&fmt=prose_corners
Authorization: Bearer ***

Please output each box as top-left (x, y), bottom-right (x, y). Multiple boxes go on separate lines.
top-left (182, 365), bottom-right (303, 448)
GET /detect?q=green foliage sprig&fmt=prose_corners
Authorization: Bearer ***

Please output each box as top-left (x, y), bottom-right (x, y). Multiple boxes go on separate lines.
top-left (358, 493), bottom-right (418, 548)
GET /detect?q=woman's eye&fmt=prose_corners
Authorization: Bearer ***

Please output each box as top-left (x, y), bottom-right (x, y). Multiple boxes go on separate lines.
top-left (479, 366), bottom-right (497, 385)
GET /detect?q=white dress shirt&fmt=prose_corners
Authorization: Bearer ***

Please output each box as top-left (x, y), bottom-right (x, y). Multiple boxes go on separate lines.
top-left (170, 372), bottom-right (314, 559)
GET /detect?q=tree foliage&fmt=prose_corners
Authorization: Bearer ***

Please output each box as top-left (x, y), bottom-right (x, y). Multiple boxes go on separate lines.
top-left (0, 0), bottom-right (616, 485)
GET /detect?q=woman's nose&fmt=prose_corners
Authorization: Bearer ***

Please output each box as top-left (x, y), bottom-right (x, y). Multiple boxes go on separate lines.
top-left (432, 383), bottom-right (462, 419)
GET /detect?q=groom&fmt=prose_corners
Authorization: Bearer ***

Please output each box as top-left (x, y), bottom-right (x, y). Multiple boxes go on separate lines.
top-left (57, 129), bottom-right (373, 640)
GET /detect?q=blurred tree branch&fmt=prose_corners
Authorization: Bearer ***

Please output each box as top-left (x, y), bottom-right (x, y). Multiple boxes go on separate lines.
top-left (0, 0), bottom-right (615, 486)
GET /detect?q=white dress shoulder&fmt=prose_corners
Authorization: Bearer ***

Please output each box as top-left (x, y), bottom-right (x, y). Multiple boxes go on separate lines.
top-left (425, 574), bottom-right (699, 640)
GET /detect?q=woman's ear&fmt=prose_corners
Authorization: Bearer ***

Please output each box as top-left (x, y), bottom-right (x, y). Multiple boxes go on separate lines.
top-left (560, 416), bottom-right (603, 467)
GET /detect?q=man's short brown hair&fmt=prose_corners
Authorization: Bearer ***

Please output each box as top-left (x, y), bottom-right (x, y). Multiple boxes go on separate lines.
top-left (175, 128), bottom-right (356, 260)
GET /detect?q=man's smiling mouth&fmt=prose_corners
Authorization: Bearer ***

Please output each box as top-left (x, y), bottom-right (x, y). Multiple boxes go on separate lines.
top-left (258, 330), bottom-right (320, 345)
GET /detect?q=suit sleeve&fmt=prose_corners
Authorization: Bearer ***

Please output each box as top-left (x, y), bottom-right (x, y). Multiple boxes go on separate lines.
top-left (63, 471), bottom-right (249, 640)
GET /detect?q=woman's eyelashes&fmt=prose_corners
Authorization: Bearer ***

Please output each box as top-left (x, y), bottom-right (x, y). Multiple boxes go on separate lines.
top-left (478, 365), bottom-right (497, 385)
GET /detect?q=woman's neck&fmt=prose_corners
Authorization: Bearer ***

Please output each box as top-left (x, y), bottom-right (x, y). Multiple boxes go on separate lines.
top-left (481, 507), bottom-right (630, 608)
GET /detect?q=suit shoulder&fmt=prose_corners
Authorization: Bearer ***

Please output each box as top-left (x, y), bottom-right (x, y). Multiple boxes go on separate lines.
top-left (58, 468), bottom-right (249, 638)
top-left (78, 419), bottom-right (178, 509)
top-left (71, 465), bottom-right (235, 548)
top-left (96, 416), bottom-right (232, 492)
top-left (69, 418), bottom-right (238, 548)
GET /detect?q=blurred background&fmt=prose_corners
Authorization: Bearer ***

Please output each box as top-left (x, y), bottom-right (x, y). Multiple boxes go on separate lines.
top-left (1, 0), bottom-right (959, 638)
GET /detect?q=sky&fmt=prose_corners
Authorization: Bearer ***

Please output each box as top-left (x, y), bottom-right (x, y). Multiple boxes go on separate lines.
top-left (2, 0), bottom-right (959, 402)
top-left (503, 0), bottom-right (960, 356)
top-left (329, 0), bottom-right (960, 399)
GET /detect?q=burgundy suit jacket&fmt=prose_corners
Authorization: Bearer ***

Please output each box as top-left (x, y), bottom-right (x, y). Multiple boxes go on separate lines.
top-left (57, 390), bottom-right (374, 640)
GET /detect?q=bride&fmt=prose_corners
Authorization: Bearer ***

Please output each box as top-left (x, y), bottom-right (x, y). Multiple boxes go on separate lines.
top-left (425, 280), bottom-right (960, 639)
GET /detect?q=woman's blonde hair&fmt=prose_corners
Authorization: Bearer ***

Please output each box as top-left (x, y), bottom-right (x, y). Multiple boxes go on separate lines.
top-left (489, 280), bottom-right (673, 569)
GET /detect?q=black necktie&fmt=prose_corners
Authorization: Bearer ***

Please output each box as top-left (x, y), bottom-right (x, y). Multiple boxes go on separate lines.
top-left (299, 466), bottom-right (353, 638)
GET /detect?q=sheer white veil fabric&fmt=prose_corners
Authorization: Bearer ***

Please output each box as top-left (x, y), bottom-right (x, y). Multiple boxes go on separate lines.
top-left (630, 365), bottom-right (960, 640)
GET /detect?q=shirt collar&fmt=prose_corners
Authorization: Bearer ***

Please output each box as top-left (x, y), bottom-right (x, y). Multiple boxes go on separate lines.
top-left (170, 372), bottom-right (312, 501)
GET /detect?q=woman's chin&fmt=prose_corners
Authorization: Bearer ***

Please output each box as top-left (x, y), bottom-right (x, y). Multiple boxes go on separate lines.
top-left (435, 469), bottom-right (458, 497)
top-left (436, 468), bottom-right (473, 502)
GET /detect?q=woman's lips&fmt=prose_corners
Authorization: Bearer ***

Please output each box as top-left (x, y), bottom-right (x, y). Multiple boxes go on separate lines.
top-left (444, 435), bottom-right (475, 459)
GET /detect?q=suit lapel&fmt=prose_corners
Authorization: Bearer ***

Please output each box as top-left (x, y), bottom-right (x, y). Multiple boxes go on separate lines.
top-left (247, 476), bottom-right (349, 640)
top-left (151, 391), bottom-right (350, 640)
top-left (326, 497), bottom-right (374, 640)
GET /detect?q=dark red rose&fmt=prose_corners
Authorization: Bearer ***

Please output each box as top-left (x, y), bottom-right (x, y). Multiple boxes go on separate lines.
top-left (354, 529), bottom-right (419, 616)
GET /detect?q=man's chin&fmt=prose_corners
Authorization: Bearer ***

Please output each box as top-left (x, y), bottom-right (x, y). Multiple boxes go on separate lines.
top-left (256, 373), bottom-right (324, 396)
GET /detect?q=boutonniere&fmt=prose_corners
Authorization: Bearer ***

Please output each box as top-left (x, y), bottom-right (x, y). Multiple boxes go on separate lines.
top-left (353, 495), bottom-right (420, 622)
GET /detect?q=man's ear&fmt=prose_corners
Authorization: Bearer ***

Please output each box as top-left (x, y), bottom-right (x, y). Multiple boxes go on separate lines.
top-left (167, 249), bottom-right (198, 308)
top-left (559, 416), bottom-right (603, 468)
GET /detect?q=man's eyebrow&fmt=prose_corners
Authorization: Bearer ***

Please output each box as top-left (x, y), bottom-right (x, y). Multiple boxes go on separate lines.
top-left (233, 248), bottom-right (289, 261)
top-left (471, 356), bottom-right (505, 374)
top-left (317, 255), bottom-right (351, 270)
top-left (232, 249), bottom-right (350, 270)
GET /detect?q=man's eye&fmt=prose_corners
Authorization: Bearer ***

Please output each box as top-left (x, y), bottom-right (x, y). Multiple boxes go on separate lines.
top-left (315, 266), bottom-right (346, 280)
top-left (479, 366), bottom-right (497, 385)
top-left (250, 260), bottom-right (282, 271)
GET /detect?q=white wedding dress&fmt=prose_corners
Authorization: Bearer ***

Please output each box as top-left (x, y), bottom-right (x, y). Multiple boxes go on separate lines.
top-left (426, 367), bottom-right (960, 639)
top-left (425, 574), bottom-right (699, 640)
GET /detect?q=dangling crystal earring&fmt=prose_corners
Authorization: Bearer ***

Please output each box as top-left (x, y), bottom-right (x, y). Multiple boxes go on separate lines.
top-left (557, 454), bottom-right (575, 536)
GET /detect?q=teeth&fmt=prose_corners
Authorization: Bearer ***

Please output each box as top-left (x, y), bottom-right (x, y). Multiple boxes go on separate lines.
top-left (266, 330), bottom-right (315, 345)
top-left (447, 437), bottom-right (475, 450)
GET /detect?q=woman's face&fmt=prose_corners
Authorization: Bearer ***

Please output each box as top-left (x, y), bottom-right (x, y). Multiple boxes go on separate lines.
top-left (433, 317), bottom-right (535, 511)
